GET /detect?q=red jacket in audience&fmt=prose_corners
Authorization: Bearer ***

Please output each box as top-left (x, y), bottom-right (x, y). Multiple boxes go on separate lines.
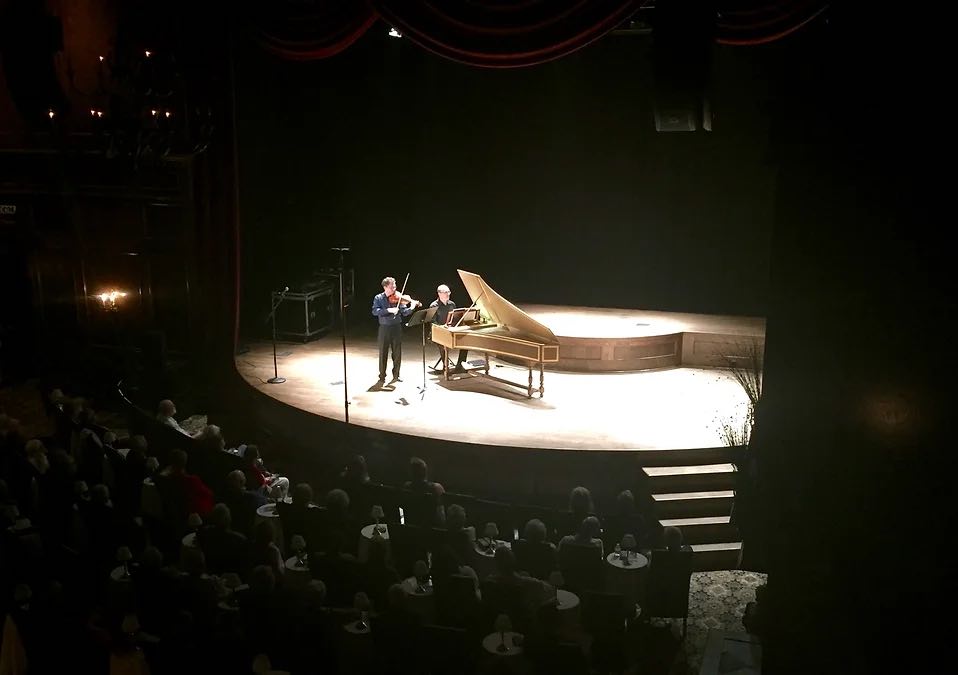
top-left (177, 472), bottom-right (214, 516)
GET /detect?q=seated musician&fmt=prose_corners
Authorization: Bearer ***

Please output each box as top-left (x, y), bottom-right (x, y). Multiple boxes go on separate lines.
top-left (430, 284), bottom-right (468, 374)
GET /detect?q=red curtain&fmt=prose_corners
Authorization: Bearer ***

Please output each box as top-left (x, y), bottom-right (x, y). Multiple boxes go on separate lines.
top-left (372, 0), bottom-right (644, 68)
top-left (251, 0), bottom-right (378, 62)
top-left (715, 1), bottom-right (830, 45)
top-left (251, 2), bottom-right (829, 65)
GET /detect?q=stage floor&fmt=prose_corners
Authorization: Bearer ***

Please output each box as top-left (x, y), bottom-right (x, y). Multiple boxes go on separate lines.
top-left (235, 306), bottom-right (762, 451)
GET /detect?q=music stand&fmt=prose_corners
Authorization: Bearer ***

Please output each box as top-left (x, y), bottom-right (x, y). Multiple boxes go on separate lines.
top-left (405, 305), bottom-right (438, 397)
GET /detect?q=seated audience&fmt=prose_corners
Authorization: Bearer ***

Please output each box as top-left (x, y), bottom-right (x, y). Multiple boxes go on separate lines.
top-left (249, 520), bottom-right (285, 578)
top-left (558, 515), bottom-right (605, 557)
top-left (403, 456), bottom-right (443, 494)
top-left (402, 457), bottom-right (445, 526)
top-left (515, 518), bottom-right (558, 580)
top-left (443, 503), bottom-right (476, 562)
top-left (662, 525), bottom-right (693, 553)
top-left (244, 445), bottom-right (289, 501)
top-left (362, 539), bottom-right (401, 611)
top-left (560, 485), bottom-right (596, 536)
top-left (604, 489), bottom-right (651, 550)
top-left (194, 424), bottom-right (225, 453)
top-left (338, 453), bottom-right (371, 491)
top-left (160, 449), bottom-right (214, 516)
top-left (197, 503), bottom-right (249, 575)
top-left (484, 546), bottom-right (555, 629)
top-left (310, 530), bottom-right (361, 607)
top-left (221, 469), bottom-right (267, 537)
top-left (155, 399), bottom-right (194, 437)
top-left (372, 583), bottom-right (423, 660)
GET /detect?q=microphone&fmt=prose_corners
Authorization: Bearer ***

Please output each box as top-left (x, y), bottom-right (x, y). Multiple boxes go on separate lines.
top-left (281, 286), bottom-right (289, 293)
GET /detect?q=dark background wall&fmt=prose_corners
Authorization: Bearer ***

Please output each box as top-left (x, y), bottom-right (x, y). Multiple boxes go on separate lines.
top-left (235, 28), bottom-right (778, 338)
top-left (0, 1), bottom-right (235, 396)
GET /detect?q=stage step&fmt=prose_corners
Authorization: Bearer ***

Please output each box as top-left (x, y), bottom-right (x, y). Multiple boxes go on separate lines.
top-left (652, 490), bottom-right (735, 519)
top-left (643, 463), bottom-right (737, 493)
top-left (659, 515), bottom-right (737, 545)
top-left (691, 542), bottom-right (743, 571)
top-left (632, 446), bottom-right (743, 468)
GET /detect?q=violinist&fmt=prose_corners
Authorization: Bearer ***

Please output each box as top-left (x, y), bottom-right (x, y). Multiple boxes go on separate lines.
top-left (371, 276), bottom-right (421, 385)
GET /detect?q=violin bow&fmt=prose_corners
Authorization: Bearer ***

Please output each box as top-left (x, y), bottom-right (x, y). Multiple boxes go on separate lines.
top-left (396, 273), bottom-right (411, 307)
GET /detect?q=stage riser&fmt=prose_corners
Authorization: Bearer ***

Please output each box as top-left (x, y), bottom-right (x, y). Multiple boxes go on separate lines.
top-left (635, 447), bottom-right (743, 467)
top-left (536, 333), bottom-right (765, 373)
top-left (516, 305), bottom-right (765, 373)
top-left (654, 496), bottom-right (734, 519)
top-left (692, 547), bottom-right (742, 572)
top-left (646, 472), bottom-right (736, 493)
top-left (663, 522), bottom-right (739, 545)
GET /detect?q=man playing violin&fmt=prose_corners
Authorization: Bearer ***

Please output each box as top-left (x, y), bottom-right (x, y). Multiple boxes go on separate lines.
top-left (371, 276), bottom-right (421, 385)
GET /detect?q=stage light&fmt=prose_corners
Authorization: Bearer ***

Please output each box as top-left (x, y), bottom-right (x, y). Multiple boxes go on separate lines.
top-left (388, 27), bottom-right (402, 38)
top-left (164, 111), bottom-right (171, 118)
top-left (47, 109), bottom-right (55, 119)
top-left (95, 289), bottom-right (128, 311)
top-left (144, 50), bottom-right (152, 58)
top-left (150, 109), bottom-right (157, 116)
top-left (98, 55), bottom-right (105, 62)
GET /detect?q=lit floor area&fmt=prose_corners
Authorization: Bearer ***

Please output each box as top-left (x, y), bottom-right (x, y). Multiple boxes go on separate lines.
top-left (235, 334), bottom-right (753, 451)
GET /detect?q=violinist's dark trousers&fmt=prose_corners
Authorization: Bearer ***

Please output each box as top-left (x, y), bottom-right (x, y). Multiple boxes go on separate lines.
top-left (378, 324), bottom-right (402, 381)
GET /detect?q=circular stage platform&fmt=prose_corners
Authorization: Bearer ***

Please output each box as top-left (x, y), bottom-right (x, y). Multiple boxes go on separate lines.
top-left (523, 305), bottom-right (766, 372)
top-left (235, 305), bottom-right (764, 452)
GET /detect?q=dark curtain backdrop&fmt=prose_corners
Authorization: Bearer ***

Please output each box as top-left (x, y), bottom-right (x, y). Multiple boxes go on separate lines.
top-left (234, 27), bottom-right (778, 338)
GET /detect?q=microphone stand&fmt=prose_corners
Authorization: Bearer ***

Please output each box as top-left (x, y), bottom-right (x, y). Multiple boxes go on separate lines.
top-left (265, 287), bottom-right (288, 384)
top-left (331, 247), bottom-right (350, 425)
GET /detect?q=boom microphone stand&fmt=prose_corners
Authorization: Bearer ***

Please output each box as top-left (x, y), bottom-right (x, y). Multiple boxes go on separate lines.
top-left (265, 286), bottom-right (289, 384)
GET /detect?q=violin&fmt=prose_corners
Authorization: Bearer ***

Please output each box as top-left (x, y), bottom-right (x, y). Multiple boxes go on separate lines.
top-left (387, 273), bottom-right (421, 309)
top-left (388, 293), bottom-right (417, 305)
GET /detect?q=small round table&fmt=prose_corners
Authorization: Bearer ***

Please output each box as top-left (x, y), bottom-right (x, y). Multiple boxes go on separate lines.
top-left (401, 576), bottom-right (436, 623)
top-left (556, 588), bottom-right (580, 611)
top-left (472, 539), bottom-right (510, 578)
top-left (255, 502), bottom-right (286, 554)
top-left (605, 551), bottom-right (649, 610)
top-left (358, 523), bottom-right (390, 563)
top-left (482, 631), bottom-right (523, 656)
top-left (284, 555), bottom-right (311, 588)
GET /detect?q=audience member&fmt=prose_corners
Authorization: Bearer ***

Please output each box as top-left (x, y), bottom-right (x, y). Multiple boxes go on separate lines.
top-left (362, 539), bottom-right (401, 611)
top-left (221, 469), bottom-right (267, 537)
top-left (338, 454), bottom-right (371, 491)
top-left (558, 515), bottom-right (605, 557)
top-left (197, 503), bottom-right (249, 575)
top-left (560, 485), bottom-right (595, 536)
top-left (403, 456), bottom-right (442, 493)
top-left (662, 525), bottom-right (692, 553)
top-left (443, 503), bottom-right (476, 562)
top-left (515, 518), bottom-right (558, 580)
top-left (155, 399), bottom-right (194, 437)
top-left (244, 445), bottom-right (289, 501)
top-left (249, 520), bottom-right (285, 578)
top-left (161, 449), bottom-right (214, 516)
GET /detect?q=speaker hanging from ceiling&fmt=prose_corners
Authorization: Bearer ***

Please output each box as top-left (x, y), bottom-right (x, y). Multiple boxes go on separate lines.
top-left (651, 0), bottom-right (716, 132)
